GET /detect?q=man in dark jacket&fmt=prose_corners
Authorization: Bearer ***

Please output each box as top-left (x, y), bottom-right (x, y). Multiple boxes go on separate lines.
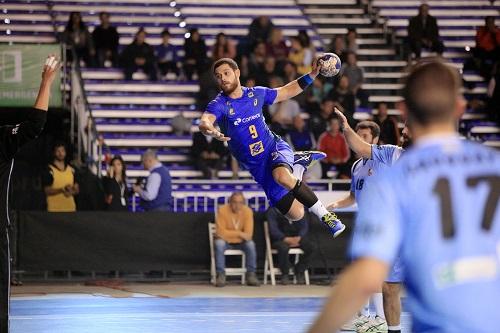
top-left (92, 12), bottom-right (119, 67)
top-left (266, 207), bottom-right (317, 285)
top-left (407, 4), bottom-right (444, 58)
top-left (0, 55), bottom-right (60, 332)
top-left (191, 131), bottom-right (228, 179)
top-left (120, 27), bottom-right (157, 81)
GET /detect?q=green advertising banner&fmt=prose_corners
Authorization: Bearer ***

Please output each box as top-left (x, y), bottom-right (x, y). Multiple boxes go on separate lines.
top-left (0, 44), bottom-right (62, 107)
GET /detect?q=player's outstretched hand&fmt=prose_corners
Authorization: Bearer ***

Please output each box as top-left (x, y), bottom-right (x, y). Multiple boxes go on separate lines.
top-left (310, 54), bottom-right (323, 78)
top-left (42, 54), bottom-right (61, 84)
top-left (334, 107), bottom-right (350, 131)
top-left (327, 202), bottom-right (337, 211)
top-left (206, 128), bottom-right (231, 142)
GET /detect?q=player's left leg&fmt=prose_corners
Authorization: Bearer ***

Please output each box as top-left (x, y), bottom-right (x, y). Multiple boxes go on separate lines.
top-left (383, 282), bottom-right (402, 333)
top-left (272, 165), bottom-right (345, 237)
top-left (383, 256), bottom-right (404, 333)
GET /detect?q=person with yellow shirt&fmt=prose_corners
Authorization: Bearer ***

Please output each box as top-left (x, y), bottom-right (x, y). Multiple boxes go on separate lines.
top-left (43, 143), bottom-right (79, 212)
top-left (215, 192), bottom-right (260, 287)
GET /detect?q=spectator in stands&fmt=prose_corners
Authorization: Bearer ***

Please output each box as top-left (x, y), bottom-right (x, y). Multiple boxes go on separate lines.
top-left (266, 207), bottom-right (317, 285)
top-left (43, 142), bottom-right (79, 212)
top-left (345, 28), bottom-right (358, 53)
top-left (267, 28), bottom-right (289, 66)
top-left (62, 12), bottom-right (95, 67)
top-left (132, 149), bottom-right (172, 211)
top-left (92, 12), bottom-right (119, 68)
top-left (318, 117), bottom-right (351, 179)
top-left (307, 77), bottom-right (333, 112)
top-left (248, 40), bottom-right (268, 74)
top-left (474, 16), bottom-right (500, 79)
top-left (309, 98), bottom-right (336, 139)
top-left (191, 130), bottom-right (228, 179)
top-left (329, 76), bottom-right (356, 126)
top-left (487, 62), bottom-right (500, 122)
top-left (407, 3), bottom-right (444, 59)
top-left (268, 76), bottom-right (301, 135)
top-left (155, 28), bottom-right (180, 79)
top-left (288, 36), bottom-right (312, 75)
top-left (255, 56), bottom-right (277, 87)
top-left (171, 111), bottom-right (192, 136)
top-left (343, 52), bottom-right (368, 107)
top-left (285, 115), bottom-right (316, 151)
top-left (247, 16), bottom-right (274, 50)
top-left (373, 102), bottom-right (400, 145)
top-left (215, 192), bottom-right (260, 287)
top-left (212, 32), bottom-right (236, 61)
top-left (282, 60), bottom-right (300, 84)
top-left (327, 35), bottom-right (347, 62)
top-left (183, 28), bottom-right (208, 81)
top-left (103, 155), bottom-right (129, 211)
top-left (120, 28), bottom-right (157, 81)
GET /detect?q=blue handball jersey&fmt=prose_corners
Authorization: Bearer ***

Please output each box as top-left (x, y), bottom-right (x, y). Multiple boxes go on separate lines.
top-left (350, 144), bottom-right (403, 201)
top-left (351, 136), bottom-right (500, 333)
top-left (206, 86), bottom-right (279, 170)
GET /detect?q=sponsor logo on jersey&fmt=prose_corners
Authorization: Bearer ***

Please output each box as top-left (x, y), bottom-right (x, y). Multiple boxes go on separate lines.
top-left (233, 113), bottom-right (261, 126)
top-left (253, 99), bottom-right (258, 106)
top-left (248, 92), bottom-right (254, 98)
top-left (249, 141), bottom-right (265, 156)
top-left (271, 151), bottom-right (279, 160)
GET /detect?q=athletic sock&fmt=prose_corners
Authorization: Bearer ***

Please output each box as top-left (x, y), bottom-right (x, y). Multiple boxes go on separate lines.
top-left (361, 301), bottom-right (371, 317)
top-left (292, 164), bottom-right (305, 181)
top-left (372, 292), bottom-right (385, 320)
top-left (388, 325), bottom-right (401, 333)
top-left (309, 200), bottom-right (330, 220)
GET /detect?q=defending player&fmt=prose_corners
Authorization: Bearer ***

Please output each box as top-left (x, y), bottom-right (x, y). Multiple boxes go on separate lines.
top-left (328, 116), bottom-right (410, 333)
top-left (308, 60), bottom-right (500, 333)
top-left (199, 57), bottom-right (345, 236)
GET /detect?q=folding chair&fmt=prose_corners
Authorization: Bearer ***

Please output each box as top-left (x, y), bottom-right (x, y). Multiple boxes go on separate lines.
top-left (208, 222), bottom-right (246, 285)
top-left (263, 221), bottom-right (310, 285)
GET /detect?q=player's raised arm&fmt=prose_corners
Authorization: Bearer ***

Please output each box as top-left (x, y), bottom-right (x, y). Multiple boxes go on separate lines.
top-left (335, 108), bottom-right (372, 159)
top-left (273, 55), bottom-right (322, 103)
top-left (199, 112), bottom-right (230, 142)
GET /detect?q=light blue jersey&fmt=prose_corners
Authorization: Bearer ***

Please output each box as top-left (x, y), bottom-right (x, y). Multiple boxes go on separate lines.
top-left (351, 135), bottom-right (500, 333)
top-left (350, 144), bottom-right (403, 201)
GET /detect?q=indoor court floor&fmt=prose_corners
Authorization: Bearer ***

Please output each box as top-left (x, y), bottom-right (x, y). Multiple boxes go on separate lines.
top-left (11, 283), bottom-right (411, 333)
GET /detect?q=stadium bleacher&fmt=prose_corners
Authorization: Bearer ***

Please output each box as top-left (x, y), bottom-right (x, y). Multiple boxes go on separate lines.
top-left (2, 0), bottom-right (498, 185)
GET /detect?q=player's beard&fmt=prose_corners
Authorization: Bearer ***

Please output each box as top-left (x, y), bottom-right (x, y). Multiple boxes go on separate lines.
top-left (220, 79), bottom-right (239, 95)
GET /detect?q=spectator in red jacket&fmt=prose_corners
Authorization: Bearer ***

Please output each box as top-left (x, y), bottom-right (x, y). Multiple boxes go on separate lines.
top-left (318, 117), bottom-right (351, 179)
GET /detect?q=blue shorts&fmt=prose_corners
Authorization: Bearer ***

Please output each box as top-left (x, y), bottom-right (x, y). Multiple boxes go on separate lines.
top-left (248, 139), bottom-right (294, 207)
top-left (386, 256), bottom-right (404, 283)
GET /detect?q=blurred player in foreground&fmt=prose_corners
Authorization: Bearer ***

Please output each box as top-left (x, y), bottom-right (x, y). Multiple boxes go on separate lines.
top-left (199, 56), bottom-right (345, 237)
top-left (308, 59), bottom-right (500, 333)
top-left (0, 55), bottom-right (60, 333)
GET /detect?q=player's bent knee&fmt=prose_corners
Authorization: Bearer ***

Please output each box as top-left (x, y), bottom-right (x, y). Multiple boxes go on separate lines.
top-left (272, 166), bottom-right (296, 190)
top-left (285, 200), bottom-right (304, 221)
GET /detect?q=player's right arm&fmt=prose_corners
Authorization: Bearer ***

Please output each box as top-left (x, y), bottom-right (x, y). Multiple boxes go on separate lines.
top-left (334, 108), bottom-right (372, 159)
top-left (198, 112), bottom-right (230, 142)
top-left (327, 192), bottom-right (355, 210)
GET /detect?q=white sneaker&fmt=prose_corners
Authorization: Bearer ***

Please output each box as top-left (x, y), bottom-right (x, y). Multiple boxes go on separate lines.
top-left (347, 315), bottom-right (370, 330)
top-left (356, 316), bottom-right (388, 333)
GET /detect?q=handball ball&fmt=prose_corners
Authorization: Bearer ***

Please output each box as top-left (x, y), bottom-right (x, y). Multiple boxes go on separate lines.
top-left (318, 53), bottom-right (342, 77)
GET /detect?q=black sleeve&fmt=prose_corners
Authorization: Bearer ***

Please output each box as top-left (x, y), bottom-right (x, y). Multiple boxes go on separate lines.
top-left (42, 166), bottom-right (54, 187)
top-left (0, 108), bottom-right (46, 162)
top-left (102, 176), bottom-right (113, 195)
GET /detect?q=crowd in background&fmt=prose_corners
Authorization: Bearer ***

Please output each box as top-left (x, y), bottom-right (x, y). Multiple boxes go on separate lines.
top-left (61, 8), bottom-right (499, 182)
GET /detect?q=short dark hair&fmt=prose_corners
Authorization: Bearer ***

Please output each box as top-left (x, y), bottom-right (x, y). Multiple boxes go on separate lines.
top-left (99, 12), bottom-right (110, 19)
top-left (161, 28), bottom-right (170, 37)
top-left (212, 58), bottom-right (239, 73)
top-left (402, 59), bottom-right (461, 125)
top-left (355, 121), bottom-right (381, 139)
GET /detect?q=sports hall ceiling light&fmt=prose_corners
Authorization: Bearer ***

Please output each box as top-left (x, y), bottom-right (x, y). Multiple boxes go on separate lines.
top-left (174, 11), bottom-right (181, 17)
top-left (6, 29), bottom-right (11, 35)
top-left (3, 9), bottom-right (7, 13)
top-left (465, 46), bottom-right (470, 52)
top-left (170, 1), bottom-right (176, 7)
top-left (184, 32), bottom-right (191, 39)
top-left (4, 18), bottom-right (10, 24)
top-left (179, 21), bottom-right (186, 28)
